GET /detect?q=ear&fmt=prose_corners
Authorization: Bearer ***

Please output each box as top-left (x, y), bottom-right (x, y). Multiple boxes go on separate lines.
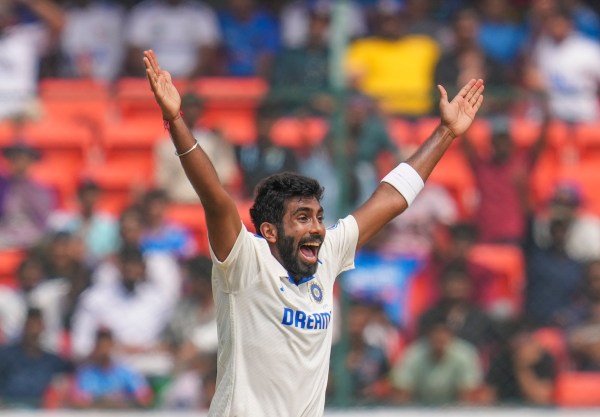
top-left (260, 222), bottom-right (278, 244)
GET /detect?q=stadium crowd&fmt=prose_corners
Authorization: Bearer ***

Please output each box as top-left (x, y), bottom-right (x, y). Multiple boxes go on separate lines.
top-left (1, 0), bottom-right (600, 410)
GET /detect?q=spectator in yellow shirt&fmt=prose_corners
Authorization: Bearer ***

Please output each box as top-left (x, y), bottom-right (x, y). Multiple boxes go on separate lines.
top-left (346, 0), bottom-right (440, 116)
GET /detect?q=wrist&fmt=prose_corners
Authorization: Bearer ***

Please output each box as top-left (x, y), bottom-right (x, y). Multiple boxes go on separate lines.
top-left (438, 124), bottom-right (458, 140)
top-left (163, 110), bottom-right (183, 130)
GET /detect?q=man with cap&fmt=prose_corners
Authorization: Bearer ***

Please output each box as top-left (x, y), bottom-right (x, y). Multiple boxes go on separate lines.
top-left (0, 142), bottom-right (55, 249)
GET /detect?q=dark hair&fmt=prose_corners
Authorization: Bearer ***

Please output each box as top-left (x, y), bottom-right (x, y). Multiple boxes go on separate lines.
top-left (440, 263), bottom-right (470, 284)
top-left (143, 188), bottom-right (169, 204)
top-left (118, 246), bottom-right (144, 264)
top-left (250, 172), bottom-right (324, 235)
top-left (449, 222), bottom-right (478, 242)
top-left (26, 307), bottom-right (43, 321)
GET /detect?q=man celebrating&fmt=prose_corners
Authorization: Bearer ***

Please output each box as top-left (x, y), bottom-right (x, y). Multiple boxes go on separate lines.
top-left (143, 50), bottom-right (483, 416)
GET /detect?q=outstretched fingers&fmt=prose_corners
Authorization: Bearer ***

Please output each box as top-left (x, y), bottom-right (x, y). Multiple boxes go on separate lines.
top-left (468, 83), bottom-right (485, 106)
top-left (457, 79), bottom-right (477, 99)
top-left (473, 94), bottom-right (484, 112)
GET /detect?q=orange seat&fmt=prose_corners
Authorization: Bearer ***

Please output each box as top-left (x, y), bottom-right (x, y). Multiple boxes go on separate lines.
top-left (270, 117), bottom-right (328, 149)
top-left (557, 162), bottom-right (600, 217)
top-left (415, 117), bottom-right (440, 144)
top-left (102, 118), bottom-right (165, 177)
top-left (510, 118), bottom-right (568, 149)
top-left (194, 77), bottom-right (268, 101)
top-left (11, 120), bottom-right (94, 171)
top-left (115, 77), bottom-right (182, 119)
top-left (29, 161), bottom-right (79, 209)
top-left (574, 122), bottom-right (600, 161)
top-left (87, 160), bottom-right (154, 214)
top-left (554, 372), bottom-right (600, 407)
top-left (387, 118), bottom-right (415, 148)
top-left (39, 78), bottom-right (111, 126)
top-left (209, 114), bottom-right (256, 146)
top-left (0, 249), bottom-right (25, 288)
top-left (165, 203), bottom-right (209, 255)
top-left (428, 150), bottom-right (476, 217)
top-left (469, 244), bottom-right (525, 314)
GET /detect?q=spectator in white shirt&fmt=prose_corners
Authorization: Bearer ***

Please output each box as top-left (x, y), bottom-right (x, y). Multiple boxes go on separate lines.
top-left (527, 7), bottom-right (600, 122)
top-left (72, 246), bottom-right (181, 375)
top-left (0, 0), bottom-right (64, 120)
top-left (60, 0), bottom-right (125, 81)
top-left (124, 0), bottom-right (220, 78)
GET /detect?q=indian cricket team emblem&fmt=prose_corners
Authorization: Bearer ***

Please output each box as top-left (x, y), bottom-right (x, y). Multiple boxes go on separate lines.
top-left (309, 281), bottom-right (324, 304)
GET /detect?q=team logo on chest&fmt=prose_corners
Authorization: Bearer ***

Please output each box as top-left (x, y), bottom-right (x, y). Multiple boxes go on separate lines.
top-left (309, 281), bottom-right (324, 304)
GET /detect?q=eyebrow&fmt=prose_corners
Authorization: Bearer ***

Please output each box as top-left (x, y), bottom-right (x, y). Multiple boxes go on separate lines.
top-left (292, 207), bottom-right (324, 216)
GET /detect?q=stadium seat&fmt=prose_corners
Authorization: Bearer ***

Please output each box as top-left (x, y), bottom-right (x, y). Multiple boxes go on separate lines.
top-left (101, 117), bottom-right (165, 178)
top-left (387, 118), bottom-right (415, 148)
top-left (554, 372), bottom-right (600, 407)
top-left (39, 78), bottom-right (112, 127)
top-left (165, 203), bottom-right (209, 255)
top-left (469, 244), bottom-right (525, 315)
top-left (574, 122), bottom-right (600, 161)
top-left (510, 118), bottom-right (568, 149)
top-left (19, 119), bottom-right (93, 171)
top-left (415, 117), bottom-right (440, 144)
top-left (209, 113), bottom-right (257, 146)
top-left (29, 161), bottom-right (79, 209)
top-left (115, 77), bottom-right (182, 119)
top-left (0, 249), bottom-right (25, 288)
top-left (557, 162), bottom-right (600, 217)
top-left (270, 117), bottom-right (328, 149)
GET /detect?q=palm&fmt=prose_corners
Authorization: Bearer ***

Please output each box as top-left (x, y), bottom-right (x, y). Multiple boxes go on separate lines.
top-left (438, 79), bottom-right (484, 137)
top-left (143, 50), bottom-right (181, 120)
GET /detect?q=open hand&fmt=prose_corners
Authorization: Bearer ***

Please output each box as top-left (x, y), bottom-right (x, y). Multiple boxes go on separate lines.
top-left (143, 50), bottom-right (181, 120)
top-left (438, 79), bottom-right (484, 138)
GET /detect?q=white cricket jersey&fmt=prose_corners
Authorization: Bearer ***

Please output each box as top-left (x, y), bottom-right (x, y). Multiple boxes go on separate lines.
top-left (208, 215), bottom-right (359, 417)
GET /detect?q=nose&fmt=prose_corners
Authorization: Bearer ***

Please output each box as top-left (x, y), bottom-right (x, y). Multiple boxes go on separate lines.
top-left (309, 216), bottom-right (325, 237)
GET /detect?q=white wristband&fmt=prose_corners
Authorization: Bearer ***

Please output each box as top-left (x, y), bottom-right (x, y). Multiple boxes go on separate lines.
top-left (381, 162), bottom-right (424, 206)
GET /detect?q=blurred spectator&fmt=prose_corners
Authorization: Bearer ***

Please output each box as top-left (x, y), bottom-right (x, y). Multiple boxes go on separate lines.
top-left (372, 184), bottom-right (458, 259)
top-left (461, 116), bottom-right (547, 244)
top-left (269, 2), bottom-right (331, 115)
top-left (72, 246), bottom-right (180, 375)
top-left (163, 256), bottom-right (217, 369)
top-left (280, 0), bottom-right (365, 48)
top-left (344, 301), bottom-right (390, 405)
top-left (434, 9), bottom-right (510, 112)
top-left (0, 307), bottom-right (72, 408)
top-left (557, 260), bottom-right (600, 371)
top-left (525, 216), bottom-right (585, 326)
top-left (416, 223), bottom-right (498, 315)
top-left (71, 329), bottom-right (153, 409)
top-left (217, 0), bottom-right (279, 77)
top-left (527, 7), bottom-right (600, 122)
top-left (117, 207), bottom-right (144, 250)
top-left (0, 143), bottom-right (55, 249)
top-left (483, 321), bottom-right (556, 405)
top-left (418, 265), bottom-right (496, 348)
top-left (236, 104), bottom-right (299, 198)
top-left (534, 182), bottom-right (600, 262)
top-left (124, 0), bottom-right (220, 77)
top-left (0, 0), bottom-right (64, 119)
top-left (390, 316), bottom-right (482, 405)
top-left (562, 0), bottom-right (600, 40)
top-left (138, 189), bottom-right (197, 259)
top-left (59, 0), bottom-right (125, 80)
top-left (47, 179), bottom-right (119, 266)
top-left (404, 0), bottom-right (448, 45)
top-left (345, 0), bottom-right (440, 116)
top-left (155, 92), bottom-right (238, 203)
top-left (161, 352), bottom-right (217, 410)
top-left (477, 0), bottom-right (527, 68)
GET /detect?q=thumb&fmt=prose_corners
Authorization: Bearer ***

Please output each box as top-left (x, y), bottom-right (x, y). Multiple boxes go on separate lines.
top-left (437, 84), bottom-right (448, 104)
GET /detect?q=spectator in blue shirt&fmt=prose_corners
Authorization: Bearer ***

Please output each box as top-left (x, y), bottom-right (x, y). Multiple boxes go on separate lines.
top-left (0, 308), bottom-right (72, 408)
top-left (478, 0), bottom-right (527, 68)
top-left (71, 328), bottom-right (153, 409)
top-left (218, 0), bottom-right (279, 77)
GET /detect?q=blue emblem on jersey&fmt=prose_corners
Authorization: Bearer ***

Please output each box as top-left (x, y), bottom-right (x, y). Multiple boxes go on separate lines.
top-left (310, 282), bottom-right (323, 303)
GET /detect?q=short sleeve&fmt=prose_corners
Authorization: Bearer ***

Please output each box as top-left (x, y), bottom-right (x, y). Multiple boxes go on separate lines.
top-left (455, 344), bottom-right (483, 390)
top-left (391, 344), bottom-right (420, 389)
top-left (209, 224), bottom-right (261, 293)
top-left (321, 215), bottom-right (359, 277)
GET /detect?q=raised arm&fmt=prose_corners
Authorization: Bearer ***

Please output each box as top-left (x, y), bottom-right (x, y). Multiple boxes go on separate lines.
top-left (352, 79), bottom-right (484, 248)
top-left (143, 50), bottom-right (241, 261)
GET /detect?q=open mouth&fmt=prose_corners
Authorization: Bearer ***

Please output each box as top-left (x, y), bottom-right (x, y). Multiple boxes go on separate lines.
top-left (299, 242), bottom-right (320, 264)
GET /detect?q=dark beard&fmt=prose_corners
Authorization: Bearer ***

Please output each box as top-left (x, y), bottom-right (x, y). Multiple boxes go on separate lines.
top-left (277, 231), bottom-right (318, 283)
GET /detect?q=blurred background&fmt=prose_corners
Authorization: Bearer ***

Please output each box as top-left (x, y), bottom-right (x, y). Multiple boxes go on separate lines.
top-left (1, 0), bottom-right (600, 413)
